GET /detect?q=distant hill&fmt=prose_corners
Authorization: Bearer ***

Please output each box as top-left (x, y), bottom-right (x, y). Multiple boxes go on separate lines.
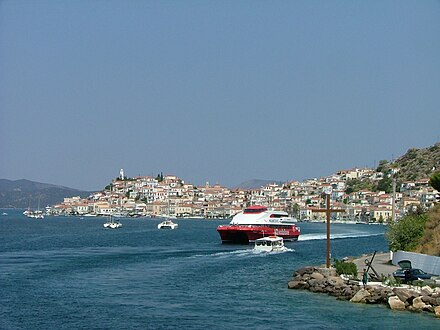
top-left (233, 179), bottom-right (284, 190)
top-left (0, 179), bottom-right (92, 208)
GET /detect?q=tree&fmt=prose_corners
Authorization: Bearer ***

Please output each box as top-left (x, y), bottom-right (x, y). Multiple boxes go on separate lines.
top-left (429, 172), bottom-right (440, 192)
top-left (156, 172), bottom-right (164, 182)
top-left (376, 160), bottom-right (389, 173)
top-left (376, 176), bottom-right (392, 193)
top-left (385, 213), bottom-right (428, 252)
top-left (290, 203), bottom-right (300, 218)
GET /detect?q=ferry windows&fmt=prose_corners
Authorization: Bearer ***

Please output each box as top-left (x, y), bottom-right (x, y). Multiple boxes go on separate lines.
top-left (244, 207), bottom-right (267, 214)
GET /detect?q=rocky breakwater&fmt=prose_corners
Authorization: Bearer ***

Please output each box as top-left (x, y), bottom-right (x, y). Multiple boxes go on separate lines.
top-left (288, 266), bottom-right (440, 317)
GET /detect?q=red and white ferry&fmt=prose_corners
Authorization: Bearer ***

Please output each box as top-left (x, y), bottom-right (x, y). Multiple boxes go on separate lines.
top-left (217, 205), bottom-right (300, 244)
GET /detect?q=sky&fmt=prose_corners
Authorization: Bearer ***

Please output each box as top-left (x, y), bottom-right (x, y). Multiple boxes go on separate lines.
top-left (1, 0), bottom-right (440, 191)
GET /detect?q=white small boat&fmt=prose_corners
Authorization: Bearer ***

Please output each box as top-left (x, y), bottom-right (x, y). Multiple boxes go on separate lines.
top-left (104, 222), bottom-right (122, 229)
top-left (158, 220), bottom-right (178, 229)
top-left (254, 236), bottom-right (287, 252)
top-left (103, 215), bottom-right (122, 229)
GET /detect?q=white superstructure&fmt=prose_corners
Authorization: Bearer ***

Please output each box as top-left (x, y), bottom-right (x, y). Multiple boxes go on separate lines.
top-left (230, 206), bottom-right (295, 225)
top-left (254, 236), bottom-right (287, 252)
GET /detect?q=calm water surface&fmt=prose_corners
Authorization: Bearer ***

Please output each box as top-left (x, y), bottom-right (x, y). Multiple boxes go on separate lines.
top-left (1, 209), bottom-right (438, 329)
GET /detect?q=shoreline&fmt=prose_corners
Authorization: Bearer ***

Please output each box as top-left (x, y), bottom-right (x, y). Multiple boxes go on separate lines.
top-left (288, 253), bottom-right (440, 318)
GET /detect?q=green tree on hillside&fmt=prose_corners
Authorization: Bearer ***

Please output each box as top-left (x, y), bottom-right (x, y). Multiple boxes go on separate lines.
top-left (385, 213), bottom-right (428, 252)
top-left (376, 176), bottom-right (392, 193)
top-left (345, 178), bottom-right (374, 194)
top-left (376, 160), bottom-right (389, 173)
top-left (429, 172), bottom-right (440, 192)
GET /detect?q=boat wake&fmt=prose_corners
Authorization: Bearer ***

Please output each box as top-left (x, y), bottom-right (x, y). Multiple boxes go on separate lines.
top-left (298, 232), bottom-right (383, 241)
top-left (188, 247), bottom-right (294, 260)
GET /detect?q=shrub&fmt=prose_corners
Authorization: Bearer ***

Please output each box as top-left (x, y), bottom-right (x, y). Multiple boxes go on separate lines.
top-left (383, 275), bottom-right (402, 287)
top-left (334, 259), bottom-right (357, 277)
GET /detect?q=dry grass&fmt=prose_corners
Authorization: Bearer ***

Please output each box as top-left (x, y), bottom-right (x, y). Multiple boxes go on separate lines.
top-left (415, 204), bottom-right (440, 256)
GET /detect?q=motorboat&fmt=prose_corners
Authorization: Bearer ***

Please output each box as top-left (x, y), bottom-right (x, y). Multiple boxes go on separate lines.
top-left (254, 236), bottom-right (287, 252)
top-left (103, 221), bottom-right (122, 229)
top-left (158, 219), bottom-right (178, 229)
top-left (217, 205), bottom-right (300, 244)
top-left (103, 215), bottom-right (122, 229)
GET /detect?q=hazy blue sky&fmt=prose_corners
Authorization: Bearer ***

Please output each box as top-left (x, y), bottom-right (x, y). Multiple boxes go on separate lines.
top-left (1, 0), bottom-right (439, 191)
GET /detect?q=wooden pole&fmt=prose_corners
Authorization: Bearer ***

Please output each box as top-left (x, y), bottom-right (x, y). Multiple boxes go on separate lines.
top-left (310, 193), bottom-right (345, 268)
top-left (326, 194), bottom-right (331, 268)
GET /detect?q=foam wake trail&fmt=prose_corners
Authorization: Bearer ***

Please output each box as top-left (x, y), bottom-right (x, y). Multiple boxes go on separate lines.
top-left (189, 247), bottom-right (294, 259)
top-left (298, 232), bottom-right (383, 241)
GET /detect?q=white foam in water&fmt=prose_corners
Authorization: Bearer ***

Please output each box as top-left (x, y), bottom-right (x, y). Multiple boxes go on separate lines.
top-left (252, 248), bottom-right (294, 255)
top-left (299, 232), bottom-right (383, 241)
top-left (189, 247), bottom-right (294, 259)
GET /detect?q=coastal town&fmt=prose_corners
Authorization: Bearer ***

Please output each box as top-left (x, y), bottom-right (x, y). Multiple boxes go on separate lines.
top-left (49, 166), bottom-right (439, 222)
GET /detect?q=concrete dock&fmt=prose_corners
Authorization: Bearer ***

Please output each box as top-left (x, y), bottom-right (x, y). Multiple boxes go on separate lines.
top-left (352, 252), bottom-right (399, 279)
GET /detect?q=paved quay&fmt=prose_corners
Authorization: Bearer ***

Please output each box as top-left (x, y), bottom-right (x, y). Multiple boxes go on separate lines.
top-left (351, 252), bottom-right (399, 279)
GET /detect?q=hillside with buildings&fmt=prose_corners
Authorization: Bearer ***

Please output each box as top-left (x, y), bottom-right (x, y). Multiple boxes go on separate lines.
top-left (49, 143), bottom-right (440, 221)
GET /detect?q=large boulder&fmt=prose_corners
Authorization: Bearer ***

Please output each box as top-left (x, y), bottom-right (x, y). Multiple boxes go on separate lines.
top-left (435, 306), bottom-right (440, 318)
top-left (310, 272), bottom-right (325, 281)
top-left (392, 288), bottom-right (420, 305)
top-left (421, 286), bottom-right (434, 296)
top-left (294, 266), bottom-right (316, 277)
top-left (365, 287), bottom-right (388, 304)
top-left (327, 276), bottom-right (345, 287)
top-left (388, 296), bottom-right (406, 311)
top-left (309, 278), bottom-right (326, 289)
top-left (412, 296), bottom-right (431, 311)
top-left (341, 286), bottom-right (356, 299)
top-left (288, 280), bottom-right (307, 289)
top-left (350, 288), bottom-right (371, 303)
top-left (421, 295), bottom-right (438, 306)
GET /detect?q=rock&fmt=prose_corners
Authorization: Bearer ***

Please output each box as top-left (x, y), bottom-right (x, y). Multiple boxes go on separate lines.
top-left (294, 266), bottom-right (316, 277)
top-left (393, 288), bottom-right (420, 305)
top-left (388, 296), bottom-right (406, 311)
top-left (310, 272), bottom-right (324, 281)
top-left (290, 263), bottom-right (440, 315)
top-left (421, 295), bottom-right (437, 306)
top-left (341, 286), bottom-right (355, 298)
top-left (421, 286), bottom-right (434, 296)
top-left (308, 278), bottom-right (326, 290)
top-left (365, 287), bottom-right (388, 304)
top-left (435, 306), bottom-right (440, 318)
top-left (316, 267), bottom-right (337, 277)
top-left (412, 296), bottom-right (430, 311)
top-left (310, 285), bottom-right (324, 293)
top-left (365, 294), bottom-right (383, 304)
top-left (288, 280), bottom-right (307, 289)
top-left (327, 276), bottom-right (345, 287)
top-left (350, 288), bottom-right (371, 303)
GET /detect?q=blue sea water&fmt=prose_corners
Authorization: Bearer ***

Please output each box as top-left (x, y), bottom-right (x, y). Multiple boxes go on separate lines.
top-left (1, 209), bottom-right (438, 329)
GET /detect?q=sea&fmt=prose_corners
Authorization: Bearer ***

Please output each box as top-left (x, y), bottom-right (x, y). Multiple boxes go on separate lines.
top-left (1, 209), bottom-right (438, 330)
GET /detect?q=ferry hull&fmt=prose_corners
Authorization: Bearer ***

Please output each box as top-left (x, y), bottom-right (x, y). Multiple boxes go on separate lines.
top-left (217, 225), bottom-right (300, 244)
